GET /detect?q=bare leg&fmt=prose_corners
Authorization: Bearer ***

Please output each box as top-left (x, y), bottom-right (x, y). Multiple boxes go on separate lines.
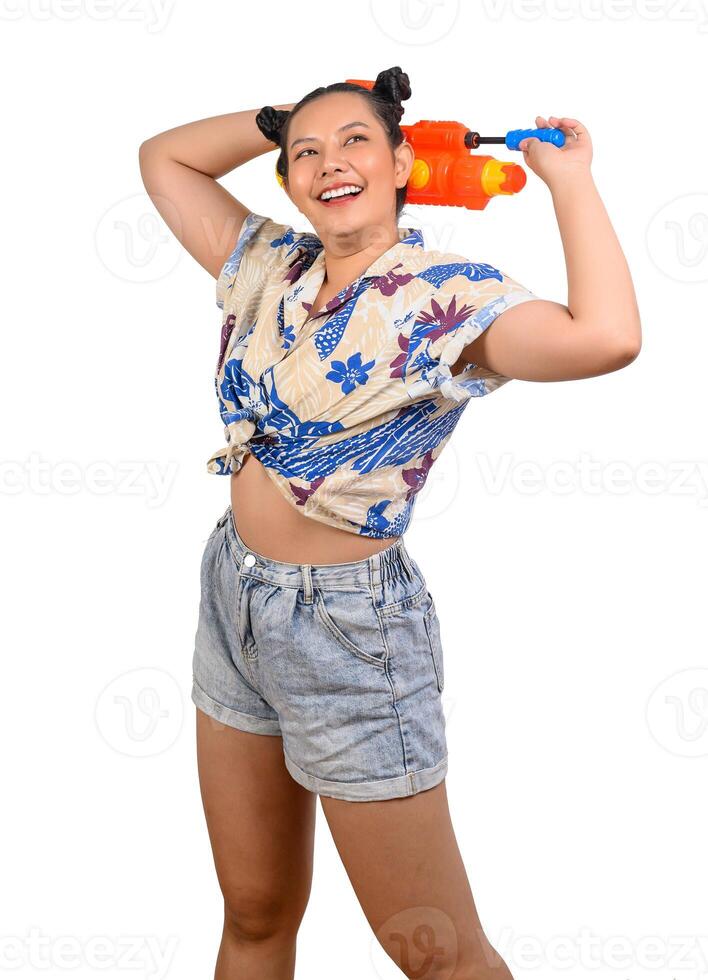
top-left (195, 708), bottom-right (317, 979)
top-left (320, 780), bottom-right (513, 980)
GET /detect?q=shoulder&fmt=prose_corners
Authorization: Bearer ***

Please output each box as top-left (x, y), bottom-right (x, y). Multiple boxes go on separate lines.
top-left (232, 213), bottom-right (321, 272)
top-left (410, 241), bottom-right (537, 313)
top-left (216, 212), bottom-right (322, 310)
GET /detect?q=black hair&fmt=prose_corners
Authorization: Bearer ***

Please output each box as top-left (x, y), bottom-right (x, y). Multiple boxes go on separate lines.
top-left (255, 66), bottom-right (412, 220)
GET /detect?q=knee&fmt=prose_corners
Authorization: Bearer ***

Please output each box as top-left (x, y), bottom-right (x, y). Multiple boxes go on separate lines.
top-left (223, 891), bottom-right (307, 945)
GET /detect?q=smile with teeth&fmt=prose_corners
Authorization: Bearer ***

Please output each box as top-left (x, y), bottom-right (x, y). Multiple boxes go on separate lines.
top-left (318, 184), bottom-right (364, 202)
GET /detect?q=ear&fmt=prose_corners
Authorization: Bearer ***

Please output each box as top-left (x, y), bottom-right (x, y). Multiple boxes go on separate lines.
top-left (394, 139), bottom-right (415, 190)
top-left (280, 175), bottom-right (294, 206)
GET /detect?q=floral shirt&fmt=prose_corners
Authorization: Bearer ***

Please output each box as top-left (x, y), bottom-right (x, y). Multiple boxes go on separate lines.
top-left (207, 211), bottom-right (539, 539)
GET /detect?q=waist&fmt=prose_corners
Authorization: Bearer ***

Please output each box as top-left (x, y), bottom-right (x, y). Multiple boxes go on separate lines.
top-left (217, 502), bottom-right (417, 590)
top-left (230, 453), bottom-right (402, 564)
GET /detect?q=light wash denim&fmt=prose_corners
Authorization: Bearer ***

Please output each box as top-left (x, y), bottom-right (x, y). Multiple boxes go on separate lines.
top-left (191, 505), bottom-right (447, 802)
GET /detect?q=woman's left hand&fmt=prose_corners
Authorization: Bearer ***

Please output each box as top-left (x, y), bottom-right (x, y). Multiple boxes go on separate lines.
top-left (519, 115), bottom-right (593, 187)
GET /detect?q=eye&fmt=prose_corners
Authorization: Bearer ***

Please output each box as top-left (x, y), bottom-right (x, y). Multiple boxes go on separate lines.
top-left (294, 133), bottom-right (368, 160)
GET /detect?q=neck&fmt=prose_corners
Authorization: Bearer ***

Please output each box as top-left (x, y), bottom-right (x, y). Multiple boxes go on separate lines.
top-left (318, 223), bottom-right (400, 292)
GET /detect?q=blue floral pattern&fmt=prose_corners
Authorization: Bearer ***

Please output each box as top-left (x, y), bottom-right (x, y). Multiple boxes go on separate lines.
top-left (209, 212), bottom-right (539, 538)
top-left (325, 352), bottom-right (376, 394)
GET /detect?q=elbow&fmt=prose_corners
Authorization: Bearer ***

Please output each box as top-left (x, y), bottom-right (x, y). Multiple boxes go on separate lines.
top-left (138, 138), bottom-right (163, 167)
top-left (607, 319), bottom-right (642, 369)
top-left (614, 338), bottom-right (641, 368)
top-left (138, 140), bottom-right (150, 172)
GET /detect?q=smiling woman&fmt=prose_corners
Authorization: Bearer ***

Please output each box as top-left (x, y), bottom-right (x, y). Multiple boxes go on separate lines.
top-left (138, 62), bottom-right (640, 980)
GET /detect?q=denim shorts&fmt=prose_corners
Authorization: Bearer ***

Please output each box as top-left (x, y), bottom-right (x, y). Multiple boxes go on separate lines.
top-left (191, 505), bottom-right (447, 802)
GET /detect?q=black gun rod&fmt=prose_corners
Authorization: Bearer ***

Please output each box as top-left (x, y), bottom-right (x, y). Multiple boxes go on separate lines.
top-left (464, 131), bottom-right (507, 149)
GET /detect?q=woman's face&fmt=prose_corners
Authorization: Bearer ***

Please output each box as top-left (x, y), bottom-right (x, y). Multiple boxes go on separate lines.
top-left (283, 92), bottom-right (414, 247)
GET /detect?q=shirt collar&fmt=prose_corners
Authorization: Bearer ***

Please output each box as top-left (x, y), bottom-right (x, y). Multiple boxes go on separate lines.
top-left (305, 224), bottom-right (425, 283)
top-left (363, 225), bottom-right (425, 278)
top-left (287, 225), bottom-right (424, 333)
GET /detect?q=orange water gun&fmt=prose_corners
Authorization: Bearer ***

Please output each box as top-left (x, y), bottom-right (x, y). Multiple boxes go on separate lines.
top-left (345, 77), bottom-right (566, 211)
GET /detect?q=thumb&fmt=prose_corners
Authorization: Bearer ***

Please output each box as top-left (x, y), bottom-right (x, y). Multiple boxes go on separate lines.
top-left (519, 136), bottom-right (539, 152)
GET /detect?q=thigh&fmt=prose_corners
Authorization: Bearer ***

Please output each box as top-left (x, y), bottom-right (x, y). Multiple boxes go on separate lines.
top-left (320, 782), bottom-right (509, 978)
top-left (195, 707), bottom-right (317, 928)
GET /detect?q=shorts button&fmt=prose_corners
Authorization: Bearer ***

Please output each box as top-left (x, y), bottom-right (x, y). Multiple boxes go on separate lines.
top-left (243, 553), bottom-right (257, 567)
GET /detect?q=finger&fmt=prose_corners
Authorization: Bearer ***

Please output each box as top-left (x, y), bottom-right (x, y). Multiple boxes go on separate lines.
top-left (535, 115), bottom-right (550, 128)
top-left (549, 118), bottom-right (582, 142)
top-left (519, 137), bottom-right (539, 152)
top-left (559, 117), bottom-right (586, 136)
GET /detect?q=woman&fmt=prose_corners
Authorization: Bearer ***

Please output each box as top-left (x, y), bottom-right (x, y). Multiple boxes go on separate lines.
top-left (139, 68), bottom-right (641, 980)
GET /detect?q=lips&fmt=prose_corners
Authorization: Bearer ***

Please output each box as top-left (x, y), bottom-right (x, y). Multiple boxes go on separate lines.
top-left (317, 187), bottom-right (365, 208)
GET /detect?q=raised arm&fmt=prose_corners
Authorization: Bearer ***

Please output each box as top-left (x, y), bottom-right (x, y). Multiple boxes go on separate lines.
top-left (460, 116), bottom-right (642, 383)
top-left (138, 103), bottom-right (294, 280)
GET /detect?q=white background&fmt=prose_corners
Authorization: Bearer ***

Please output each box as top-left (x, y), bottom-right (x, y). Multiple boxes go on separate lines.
top-left (2, 0), bottom-right (706, 977)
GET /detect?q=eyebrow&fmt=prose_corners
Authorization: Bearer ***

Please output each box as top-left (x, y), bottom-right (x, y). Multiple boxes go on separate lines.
top-left (290, 121), bottom-right (371, 151)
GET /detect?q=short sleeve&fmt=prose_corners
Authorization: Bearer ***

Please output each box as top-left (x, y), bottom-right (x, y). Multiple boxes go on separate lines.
top-left (215, 212), bottom-right (316, 311)
top-left (405, 260), bottom-right (540, 402)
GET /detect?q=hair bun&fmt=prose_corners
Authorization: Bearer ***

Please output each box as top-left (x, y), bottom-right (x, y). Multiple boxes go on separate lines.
top-left (255, 105), bottom-right (290, 144)
top-left (372, 66), bottom-right (411, 124)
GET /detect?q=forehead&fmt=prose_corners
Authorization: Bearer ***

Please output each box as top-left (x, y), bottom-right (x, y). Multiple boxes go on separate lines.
top-left (288, 92), bottom-right (377, 140)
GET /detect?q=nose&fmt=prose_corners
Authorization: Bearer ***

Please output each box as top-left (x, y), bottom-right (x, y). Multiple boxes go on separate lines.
top-left (321, 160), bottom-right (345, 179)
top-left (320, 141), bottom-right (348, 178)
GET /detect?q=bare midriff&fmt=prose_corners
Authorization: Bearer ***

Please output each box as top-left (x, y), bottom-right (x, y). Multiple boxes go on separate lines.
top-left (229, 452), bottom-right (399, 564)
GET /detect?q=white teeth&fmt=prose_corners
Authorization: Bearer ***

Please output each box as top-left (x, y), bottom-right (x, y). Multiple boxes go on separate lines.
top-left (320, 184), bottom-right (363, 201)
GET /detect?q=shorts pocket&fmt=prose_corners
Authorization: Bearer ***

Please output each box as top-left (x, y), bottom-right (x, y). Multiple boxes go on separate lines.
top-left (314, 588), bottom-right (388, 667)
top-left (423, 595), bottom-right (444, 693)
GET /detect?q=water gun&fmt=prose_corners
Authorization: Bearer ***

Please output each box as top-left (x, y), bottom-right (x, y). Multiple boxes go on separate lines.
top-left (344, 77), bottom-right (565, 210)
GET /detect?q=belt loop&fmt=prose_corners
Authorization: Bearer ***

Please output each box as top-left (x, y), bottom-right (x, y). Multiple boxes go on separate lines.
top-left (368, 551), bottom-right (381, 600)
top-left (301, 564), bottom-right (313, 604)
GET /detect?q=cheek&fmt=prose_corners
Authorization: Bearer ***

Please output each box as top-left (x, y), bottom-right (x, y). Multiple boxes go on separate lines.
top-left (358, 150), bottom-right (395, 192)
top-left (288, 168), bottom-right (314, 203)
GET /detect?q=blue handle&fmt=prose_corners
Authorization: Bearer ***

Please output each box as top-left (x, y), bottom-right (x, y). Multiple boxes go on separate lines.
top-left (506, 127), bottom-right (565, 150)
